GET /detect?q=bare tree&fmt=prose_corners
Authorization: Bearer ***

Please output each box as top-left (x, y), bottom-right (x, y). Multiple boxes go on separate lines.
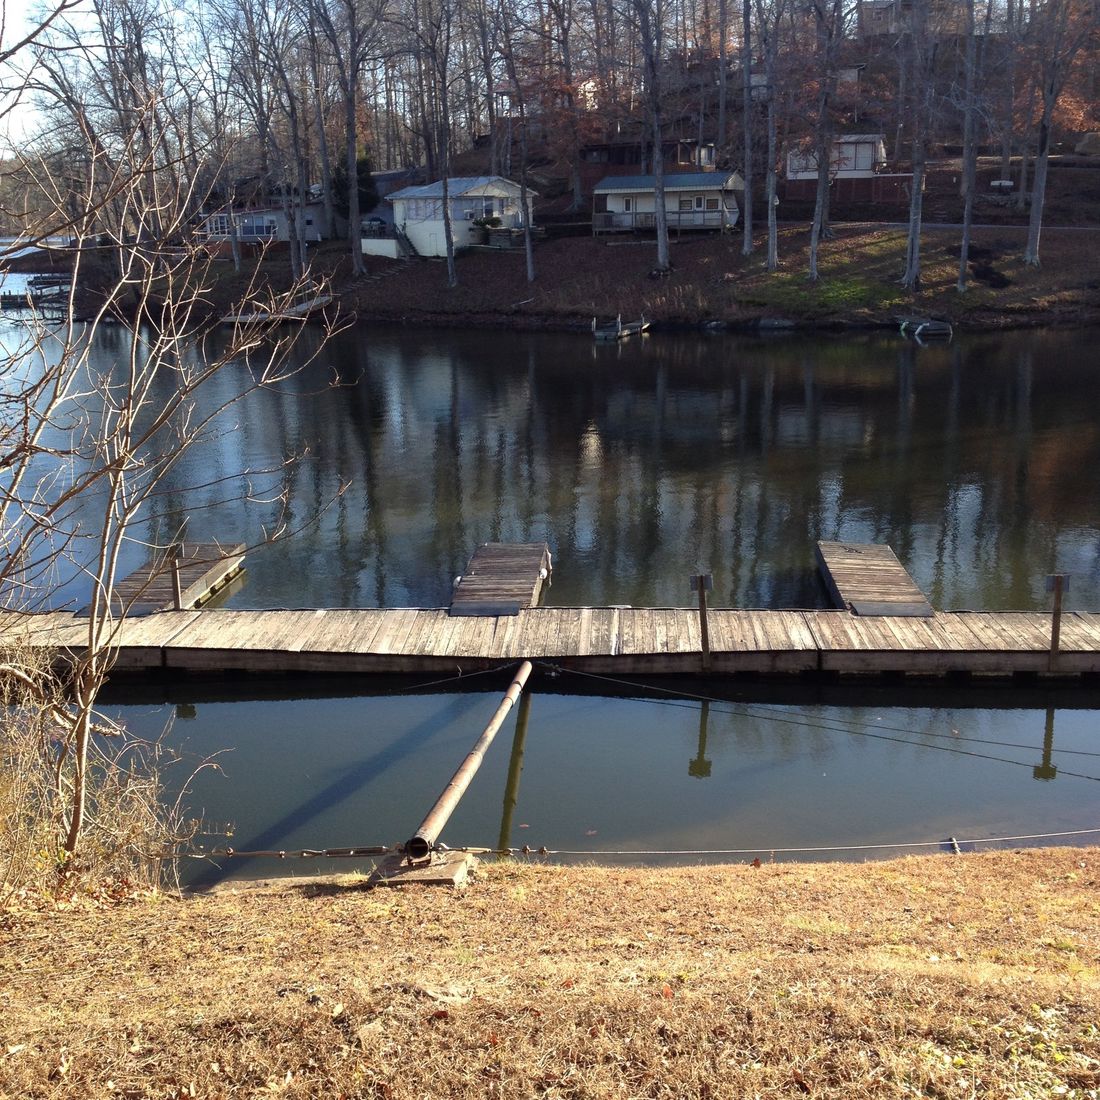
top-left (1022, 0), bottom-right (1093, 265)
top-left (755, 0), bottom-right (787, 270)
top-left (900, 0), bottom-right (934, 290)
top-left (630, 0), bottom-right (671, 271)
top-left (311, 0), bottom-right (391, 276)
top-left (2, 17), bottom-right (336, 866)
top-left (806, 0), bottom-right (843, 282)
top-left (740, 0), bottom-right (754, 254)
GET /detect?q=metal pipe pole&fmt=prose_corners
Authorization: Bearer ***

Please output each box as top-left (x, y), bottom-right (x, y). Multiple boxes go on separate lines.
top-left (406, 660), bottom-right (533, 862)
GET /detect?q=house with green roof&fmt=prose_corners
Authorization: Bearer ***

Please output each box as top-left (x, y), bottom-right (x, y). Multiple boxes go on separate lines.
top-left (592, 172), bottom-right (743, 235)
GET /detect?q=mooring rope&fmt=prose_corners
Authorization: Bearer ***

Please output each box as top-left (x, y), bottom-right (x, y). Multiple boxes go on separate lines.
top-left (186, 825), bottom-right (1100, 862)
top-left (536, 662), bottom-right (1100, 783)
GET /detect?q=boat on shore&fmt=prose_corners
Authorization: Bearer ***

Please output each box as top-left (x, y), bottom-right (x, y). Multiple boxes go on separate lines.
top-left (593, 314), bottom-right (650, 341)
top-left (897, 315), bottom-right (953, 343)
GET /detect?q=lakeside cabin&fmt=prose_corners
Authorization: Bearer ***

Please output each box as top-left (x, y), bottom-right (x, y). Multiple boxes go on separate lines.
top-left (197, 202), bottom-right (332, 253)
top-left (783, 134), bottom-right (913, 204)
top-left (367, 176), bottom-right (538, 259)
top-left (592, 172), bottom-right (742, 235)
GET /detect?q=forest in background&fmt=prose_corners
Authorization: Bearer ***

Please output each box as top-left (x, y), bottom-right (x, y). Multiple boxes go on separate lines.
top-left (0, 0), bottom-right (1097, 285)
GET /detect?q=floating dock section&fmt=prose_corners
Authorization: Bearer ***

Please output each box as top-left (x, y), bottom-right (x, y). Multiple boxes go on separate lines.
top-left (84, 542), bottom-right (245, 617)
top-left (816, 541), bottom-right (934, 618)
top-left (449, 542), bottom-right (552, 616)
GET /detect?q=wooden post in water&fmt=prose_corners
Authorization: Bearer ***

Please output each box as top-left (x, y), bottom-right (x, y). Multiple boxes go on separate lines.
top-left (691, 574), bottom-right (713, 674)
top-left (171, 556), bottom-right (184, 611)
top-left (406, 660), bottom-right (533, 862)
top-left (1047, 574), bottom-right (1067, 671)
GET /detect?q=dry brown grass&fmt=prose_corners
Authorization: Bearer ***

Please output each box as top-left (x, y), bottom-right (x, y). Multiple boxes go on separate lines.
top-left (2, 849), bottom-right (1099, 1098)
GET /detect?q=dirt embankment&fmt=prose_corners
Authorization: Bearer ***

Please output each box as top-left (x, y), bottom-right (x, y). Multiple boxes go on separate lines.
top-left (29, 222), bottom-right (1097, 333)
top-left (2, 848), bottom-right (1099, 1098)
top-left (340, 224), bottom-right (1100, 334)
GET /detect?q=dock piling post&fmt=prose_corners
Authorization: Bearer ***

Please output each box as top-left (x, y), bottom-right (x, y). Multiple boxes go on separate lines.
top-left (1047, 574), bottom-right (1067, 671)
top-left (171, 555), bottom-right (184, 611)
top-left (691, 574), bottom-right (713, 674)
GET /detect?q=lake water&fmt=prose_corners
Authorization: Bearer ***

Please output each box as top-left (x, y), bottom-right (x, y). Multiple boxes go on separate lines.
top-left (9, 316), bottom-right (1100, 877)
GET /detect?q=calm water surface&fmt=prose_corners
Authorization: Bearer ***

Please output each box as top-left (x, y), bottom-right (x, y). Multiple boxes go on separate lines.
top-left (14, 318), bottom-right (1100, 874)
top-left (62, 321), bottom-right (1100, 612)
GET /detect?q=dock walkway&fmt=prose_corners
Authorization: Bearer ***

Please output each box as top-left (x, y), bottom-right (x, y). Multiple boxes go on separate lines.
top-left (816, 541), bottom-right (934, 617)
top-left (449, 542), bottom-right (551, 616)
top-left (81, 542), bottom-right (245, 617)
top-left (7, 605), bottom-right (1098, 680)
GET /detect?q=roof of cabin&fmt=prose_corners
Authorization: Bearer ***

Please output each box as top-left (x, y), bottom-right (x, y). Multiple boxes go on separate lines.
top-left (387, 176), bottom-right (537, 202)
top-left (593, 172), bottom-right (743, 193)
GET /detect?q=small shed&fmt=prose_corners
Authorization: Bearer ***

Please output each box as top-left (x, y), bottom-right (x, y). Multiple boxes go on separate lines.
top-left (386, 176), bottom-right (537, 258)
top-left (592, 172), bottom-right (742, 234)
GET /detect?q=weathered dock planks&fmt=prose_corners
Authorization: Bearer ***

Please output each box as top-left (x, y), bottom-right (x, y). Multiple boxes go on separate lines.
top-left (449, 542), bottom-right (552, 617)
top-left (6, 605), bottom-right (1097, 680)
top-left (80, 542), bottom-right (246, 617)
top-left (816, 541), bottom-right (934, 617)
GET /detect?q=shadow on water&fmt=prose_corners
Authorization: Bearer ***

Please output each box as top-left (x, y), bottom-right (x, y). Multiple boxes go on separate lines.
top-left (187, 692), bottom-right (485, 889)
top-left (101, 667), bottom-right (1100, 713)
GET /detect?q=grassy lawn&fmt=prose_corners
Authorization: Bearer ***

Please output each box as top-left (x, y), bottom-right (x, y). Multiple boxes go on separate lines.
top-left (3, 848), bottom-right (1099, 1097)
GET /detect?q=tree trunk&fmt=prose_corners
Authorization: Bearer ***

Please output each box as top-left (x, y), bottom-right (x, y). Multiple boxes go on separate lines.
top-left (1023, 104), bottom-right (1053, 265)
top-left (717, 0), bottom-right (728, 158)
top-left (347, 81), bottom-right (365, 275)
top-left (764, 13), bottom-right (778, 271)
top-left (740, 0), bottom-right (753, 255)
top-left (956, 0), bottom-right (976, 291)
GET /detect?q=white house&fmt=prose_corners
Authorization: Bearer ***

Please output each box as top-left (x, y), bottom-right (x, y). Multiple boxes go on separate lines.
top-left (592, 172), bottom-right (742, 234)
top-left (375, 176), bottom-right (537, 258)
top-left (785, 134), bottom-right (886, 181)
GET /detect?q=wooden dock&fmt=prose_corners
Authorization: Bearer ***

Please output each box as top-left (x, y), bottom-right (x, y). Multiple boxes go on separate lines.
top-left (6, 605), bottom-right (1100, 681)
top-left (81, 542), bottom-right (245, 617)
top-left (449, 542), bottom-right (552, 617)
top-left (6, 539), bottom-right (1097, 682)
top-left (816, 541), bottom-right (934, 618)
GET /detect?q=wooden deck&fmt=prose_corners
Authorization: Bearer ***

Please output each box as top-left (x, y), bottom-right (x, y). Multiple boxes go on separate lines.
top-left (816, 541), bottom-right (934, 618)
top-left (80, 542), bottom-right (246, 617)
top-left (5, 605), bottom-right (1097, 680)
top-left (449, 542), bottom-right (552, 617)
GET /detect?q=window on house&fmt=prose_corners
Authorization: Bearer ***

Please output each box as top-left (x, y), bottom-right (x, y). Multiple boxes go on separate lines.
top-left (694, 195), bottom-right (704, 209)
top-left (623, 197), bottom-right (632, 213)
top-left (706, 197), bottom-right (719, 210)
top-left (679, 198), bottom-right (692, 211)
